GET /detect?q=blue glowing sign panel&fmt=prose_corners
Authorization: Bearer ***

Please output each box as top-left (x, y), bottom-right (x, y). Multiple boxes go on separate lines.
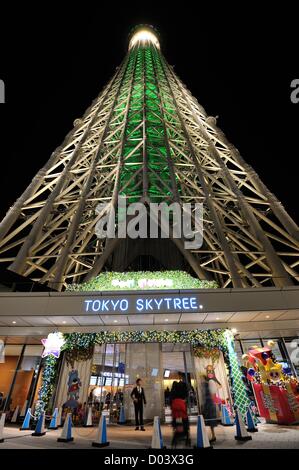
top-left (83, 294), bottom-right (202, 314)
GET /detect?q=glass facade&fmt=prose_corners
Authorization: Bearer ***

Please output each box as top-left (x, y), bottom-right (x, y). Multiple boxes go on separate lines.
top-left (235, 336), bottom-right (298, 377)
top-left (86, 342), bottom-right (230, 423)
top-left (0, 339), bottom-right (43, 413)
top-left (284, 338), bottom-right (299, 376)
top-left (0, 333), bottom-right (298, 420)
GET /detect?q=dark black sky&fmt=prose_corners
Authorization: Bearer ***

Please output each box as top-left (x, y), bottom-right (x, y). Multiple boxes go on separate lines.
top-left (0, 3), bottom-right (298, 221)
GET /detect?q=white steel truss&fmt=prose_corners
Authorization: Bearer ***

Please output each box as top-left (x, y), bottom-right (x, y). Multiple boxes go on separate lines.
top-left (0, 27), bottom-right (298, 290)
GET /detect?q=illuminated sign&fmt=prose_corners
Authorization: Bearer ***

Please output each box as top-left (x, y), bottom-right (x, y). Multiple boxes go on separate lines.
top-left (111, 278), bottom-right (173, 289)
top-left (84, 294), bottom-right (202, 314)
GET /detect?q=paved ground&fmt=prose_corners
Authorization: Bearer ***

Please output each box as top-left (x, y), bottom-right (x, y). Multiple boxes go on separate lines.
top-left (1, 421), bottom-right (299, 449)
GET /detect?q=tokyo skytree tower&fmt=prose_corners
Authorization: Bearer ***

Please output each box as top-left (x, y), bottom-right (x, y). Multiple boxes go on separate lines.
top-left (0, 25), bottom-right (298, 290)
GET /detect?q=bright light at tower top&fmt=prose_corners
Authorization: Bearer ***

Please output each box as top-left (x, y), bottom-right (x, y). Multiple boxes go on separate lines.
top-left (129, 28), bottom-right (160, 50)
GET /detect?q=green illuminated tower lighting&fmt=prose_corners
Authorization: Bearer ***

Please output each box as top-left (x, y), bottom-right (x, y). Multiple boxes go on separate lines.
top-left (0, 25), bottom-right (298, 289)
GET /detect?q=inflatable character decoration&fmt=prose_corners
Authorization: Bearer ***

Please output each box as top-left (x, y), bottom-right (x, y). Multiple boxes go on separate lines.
top-left (242, 341), bottom-right (299, 424)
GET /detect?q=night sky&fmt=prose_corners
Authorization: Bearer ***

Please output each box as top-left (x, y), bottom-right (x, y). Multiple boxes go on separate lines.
top-left (0, 3), bottom-right (298, 221)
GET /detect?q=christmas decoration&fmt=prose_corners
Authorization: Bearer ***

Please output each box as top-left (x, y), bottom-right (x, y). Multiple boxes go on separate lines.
top-left (63, 329), bottom-right (228, 350)
top-left (66, 270), bottom-right (218, 292)
top-left (225, 330), bottom-right (251, 417)
top-left (242, 341), bottom-right (299, 424)
top-left (34, 355), bottom-right (59, 418)
top-left (41, 332), bottom-right (65, 359)
top-left (62, 369), bottom-right (82, 410)
top-left (65, 343), bottom-right (94, 367)
top-left (35, 328), bottom-right (247, 418)
top-left (193, 346), bottom-right (221, 364)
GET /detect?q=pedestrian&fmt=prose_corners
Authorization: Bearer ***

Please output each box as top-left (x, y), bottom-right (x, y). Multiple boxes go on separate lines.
top-left (170, 380), bottom-right (190, 445)
top-left (130, 378), bottom-right (146, 431)
top-left (175, 373), bottom-right (188, 400)
top-left (164, 387), bottom-right (170, 406)
top-left (202, 374), bottom-right (218, 443)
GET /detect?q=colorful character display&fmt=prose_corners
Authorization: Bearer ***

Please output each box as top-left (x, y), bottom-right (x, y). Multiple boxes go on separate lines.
top-left (242, 341), bottom-right (299, 424)
top-left (64, 369), bottom-right (82, 409)
top-left (205, 364), bottom-right (223, 405)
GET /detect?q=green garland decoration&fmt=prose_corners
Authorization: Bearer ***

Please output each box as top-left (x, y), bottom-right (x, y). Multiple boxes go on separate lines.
top-left (66, 270), bottom-right (218, 292)
top-left (36, 329), bottom-right (249, 416)
top-left (65, 343), bottom-right (95, 367)
top-left (193, 346), bottom-right (221, 364)
top-left (35, 355), bottom-right (59, 418)
top-left (225, 330), bottom-right (251, 416)
top-left (63, 329), bottom-right (228, 352)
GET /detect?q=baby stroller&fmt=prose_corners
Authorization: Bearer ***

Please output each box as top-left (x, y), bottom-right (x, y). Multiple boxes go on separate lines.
top-left (171, 398), bottom-right (191, 448)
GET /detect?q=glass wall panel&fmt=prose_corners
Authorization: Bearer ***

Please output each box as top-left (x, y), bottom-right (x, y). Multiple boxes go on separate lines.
top-left (88, 344), bottom-right (128, 423)
top-left (162, 345), bottom-right (198, 420)
top-left (269, 340), bottom-right (284, 362)
top-left (124, 343), bottom-right (163, 421)
top-left (234, 340), bottom-right (244, 364)
top-left (9, 345), bottom-right (43, 410)
top-left (0, 345), bottom-right (22, 410)
top-left (241, 339), bottom-right (263, 353)
top-left (284, 338), bottom-right (299, 376)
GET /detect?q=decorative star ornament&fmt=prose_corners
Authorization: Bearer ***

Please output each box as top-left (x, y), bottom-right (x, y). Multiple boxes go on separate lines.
top-left (41, 332), bottom-right (65, 358)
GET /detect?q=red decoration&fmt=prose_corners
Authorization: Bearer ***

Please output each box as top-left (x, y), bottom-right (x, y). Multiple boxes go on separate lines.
top-left (248, 346), bottom-right (271, 365)
top-left (254, 383), bottom-right (299, 424)
top-left (243, 342), bottom-right (299, 425)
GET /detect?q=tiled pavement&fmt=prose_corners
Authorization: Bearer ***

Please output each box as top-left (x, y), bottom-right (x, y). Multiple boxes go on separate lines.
top-left (0, 422), bottom-right (299, 449)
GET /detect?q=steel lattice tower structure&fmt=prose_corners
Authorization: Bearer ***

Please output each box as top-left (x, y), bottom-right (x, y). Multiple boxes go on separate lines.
top-left (0, 25), bottom-right (298, 290)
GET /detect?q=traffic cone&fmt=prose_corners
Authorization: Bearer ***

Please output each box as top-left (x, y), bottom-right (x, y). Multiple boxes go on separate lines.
top-left (151, 416), bottom-right (166, 449)
top-left (11, 405), bottom-right (20, 423)
top-left (221, 404), bottom-right (233, 426)
top-left (20, 408), bottom-right (32, 430)
top-left (195, 415), bottom-right (212, 449)
top-left (234, 408), bottom-right (252, 441)
top-left (83, 406), bottom-right (93, 427)
top-left (118, 404), bottom-right (126, 424)
top-left (57, 413), bottom-right (73, 442)
top-left (20, 400), bottom-right (28, 418)
top-left (92, 414), bottom-right (109, 447)
top-left (0, 413), bottom-right (6, 443)
top-left (57, 407), bottom-right (62, 427)
top-left (246, 407), bottom-right (258, 433)
top-left (48, 408), bottom-right (59, 430)
top-left (32, 411), bottom-right (46, 436)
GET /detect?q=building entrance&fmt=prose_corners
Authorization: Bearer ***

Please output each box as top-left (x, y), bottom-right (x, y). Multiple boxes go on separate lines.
top-left (88, 342), bottom-right (163, 423)
top-left (162, 343), bottom-right (198, 422)
top-left (85, 342), bottom-right (229, 424)
top-left (88, 343), bottom-right (127, 423)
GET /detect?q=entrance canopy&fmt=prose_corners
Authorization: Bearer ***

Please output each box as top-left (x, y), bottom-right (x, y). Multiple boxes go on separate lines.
top-left (0, 286), bottom-right (298, 339)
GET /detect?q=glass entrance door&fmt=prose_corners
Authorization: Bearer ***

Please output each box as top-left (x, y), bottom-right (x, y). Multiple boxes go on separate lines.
top-left (162, 344), bottom-right (198, 422)
top-left (89, 343), bottom-right (127, 423)
top-left (89, 342), bottom-right (197, 423)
